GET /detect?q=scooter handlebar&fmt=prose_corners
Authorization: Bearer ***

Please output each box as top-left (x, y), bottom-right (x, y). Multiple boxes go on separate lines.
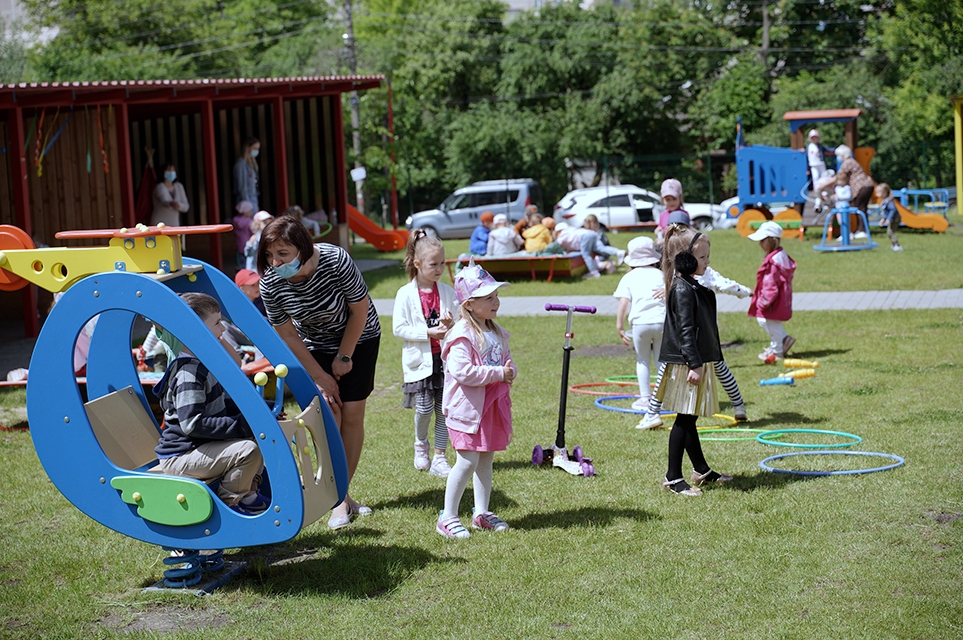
top-left (544, 303), bottom-right (596, 314)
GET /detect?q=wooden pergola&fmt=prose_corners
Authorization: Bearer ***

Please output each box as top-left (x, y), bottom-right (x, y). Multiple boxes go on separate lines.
top-left (0, 75), bottom-right (383, 337)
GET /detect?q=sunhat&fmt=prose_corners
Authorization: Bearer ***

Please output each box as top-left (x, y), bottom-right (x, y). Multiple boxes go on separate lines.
top-left (748, 221), bottom-right (783, 241)
top-left (666, 210), bottom-right (691, 226)
top-left (453, 259), bottom-right (510, 304)
top-left (624, 236), bottom-right (661, 267)
top-left (253, 211), bottom-right (274, 222)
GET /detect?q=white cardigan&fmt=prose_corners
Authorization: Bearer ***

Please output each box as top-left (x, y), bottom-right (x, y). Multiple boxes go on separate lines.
top-left (392, 280), bottom-right (459, 383)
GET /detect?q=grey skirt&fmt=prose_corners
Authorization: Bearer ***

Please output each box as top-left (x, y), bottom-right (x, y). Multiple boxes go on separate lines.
top-left (655, 362), bottom-right (720, 417)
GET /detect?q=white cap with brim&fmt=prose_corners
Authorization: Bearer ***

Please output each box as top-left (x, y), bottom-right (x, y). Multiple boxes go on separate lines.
top-left (748, 220), bottom-right (783, 241)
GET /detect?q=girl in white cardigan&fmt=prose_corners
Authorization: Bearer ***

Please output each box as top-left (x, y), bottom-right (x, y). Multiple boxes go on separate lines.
top-left (393, 231), bottom-right (459, 477)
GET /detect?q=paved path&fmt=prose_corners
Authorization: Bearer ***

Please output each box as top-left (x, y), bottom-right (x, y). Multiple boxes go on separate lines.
top-left (371, 289), bottom-right (963, 317)
top-left (3, 289), bottom-right (961, 377)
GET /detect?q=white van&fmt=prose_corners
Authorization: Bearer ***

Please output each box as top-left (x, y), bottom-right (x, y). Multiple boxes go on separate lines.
top-left (405, 179), bottom-right (543, 239)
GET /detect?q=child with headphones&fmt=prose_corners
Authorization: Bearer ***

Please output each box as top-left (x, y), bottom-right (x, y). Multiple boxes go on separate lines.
top-left (655, 225), bottom-right (733, 496)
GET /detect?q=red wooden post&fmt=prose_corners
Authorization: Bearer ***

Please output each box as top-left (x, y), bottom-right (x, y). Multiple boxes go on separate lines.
top-left (115, 102), bottom-right (136, 228)
top-left (200, 99), bottom-right (222, 270)
top-left (6, 107), bottom-right (39, 337)
top-left (333, 93), bottom-right (348, 227)
top-left (273, 96), bottom-right (289, 213)
top-left (386, 78), bottom-right (399, 229)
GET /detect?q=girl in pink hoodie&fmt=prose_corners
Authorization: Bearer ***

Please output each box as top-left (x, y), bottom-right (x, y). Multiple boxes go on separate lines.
top-left (747, 221), bottom-right (797, 363)
top-left (437, 261), bottom-right (517, 539)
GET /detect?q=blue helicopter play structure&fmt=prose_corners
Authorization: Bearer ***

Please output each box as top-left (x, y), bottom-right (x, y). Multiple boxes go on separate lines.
top-left (0, 222), bottom-right (348, 590)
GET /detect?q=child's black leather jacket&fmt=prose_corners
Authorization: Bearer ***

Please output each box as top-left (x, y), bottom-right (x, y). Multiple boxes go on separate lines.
top-left (659, 274), bottom-right (723, 370)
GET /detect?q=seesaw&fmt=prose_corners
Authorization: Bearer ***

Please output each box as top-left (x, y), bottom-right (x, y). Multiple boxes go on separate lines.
top-left (0, 223), bottom-right (348, 591)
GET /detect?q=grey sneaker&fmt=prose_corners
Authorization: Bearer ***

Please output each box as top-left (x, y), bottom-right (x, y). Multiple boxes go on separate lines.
top-left (429, 453), bottom-right (452, 478)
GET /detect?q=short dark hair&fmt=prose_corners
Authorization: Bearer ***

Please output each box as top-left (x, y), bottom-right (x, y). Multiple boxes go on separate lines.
top-left (256, 215), bottom-right (313, 274)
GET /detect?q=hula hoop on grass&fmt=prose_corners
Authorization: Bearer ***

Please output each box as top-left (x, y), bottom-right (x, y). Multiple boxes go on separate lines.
top-left (756, 428), bottom-right (861, 449)
top-left (593, 395), bottom-right (674, 415)
top-left (605, 375), bottom-right (659, 383)
top-left (570, 381), bottom-right (637, 396)
top-left (760, 451), bottom-right (905, 476)
top-left (658, 413), bottom-right (738, 426)
top-left (314, 222), bottom-right (334, 238)
top-left (698, 427), bottom-right (784, 442)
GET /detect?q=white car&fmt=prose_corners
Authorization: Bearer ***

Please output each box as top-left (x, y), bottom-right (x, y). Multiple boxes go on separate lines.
top-left (686, 202), bottom-right (736, 231)
top-left (553, 185), bottom-right (663, 229)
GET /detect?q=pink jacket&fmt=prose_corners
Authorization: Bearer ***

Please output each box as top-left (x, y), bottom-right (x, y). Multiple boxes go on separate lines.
top-left (442, 320), bottom-right (515, 434)
top-left (748, 247), bottom-right (796, 321)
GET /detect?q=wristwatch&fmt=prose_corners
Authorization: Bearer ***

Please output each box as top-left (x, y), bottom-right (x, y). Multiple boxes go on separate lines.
top-left (337, 354), bottom-right (352, 363)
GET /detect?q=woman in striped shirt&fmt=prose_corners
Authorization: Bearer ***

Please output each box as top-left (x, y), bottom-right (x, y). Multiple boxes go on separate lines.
top-left (257, 216), bottom-right (381, 530)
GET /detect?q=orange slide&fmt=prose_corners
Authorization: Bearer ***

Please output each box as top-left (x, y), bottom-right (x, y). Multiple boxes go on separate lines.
top-left (892, 200), bottom-right (949, 233)
top-left (347, 204), bottom-right (409, 251)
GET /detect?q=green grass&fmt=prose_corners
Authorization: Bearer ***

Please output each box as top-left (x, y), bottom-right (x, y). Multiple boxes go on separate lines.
top-left (2, 306), bottom-right (962, 638)
top-left (354, 207), bottom-right (963, 299)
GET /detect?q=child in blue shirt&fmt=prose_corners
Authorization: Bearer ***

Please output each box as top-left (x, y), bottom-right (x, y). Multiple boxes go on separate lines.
top-left (875, 183), bottom-right (903, 252)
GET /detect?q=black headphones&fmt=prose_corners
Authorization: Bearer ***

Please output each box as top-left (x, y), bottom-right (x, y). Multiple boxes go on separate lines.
top-left (673, 232), bottom-right (703, 276)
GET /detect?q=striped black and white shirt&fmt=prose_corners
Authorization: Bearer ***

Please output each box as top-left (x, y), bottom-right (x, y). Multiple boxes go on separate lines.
top-left (260, 243), bottom-right (381, 353)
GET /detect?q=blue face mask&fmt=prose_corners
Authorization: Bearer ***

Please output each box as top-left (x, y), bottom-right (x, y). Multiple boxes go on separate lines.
top-left (250, 149), bottom-right (260, 159)
top-left (271, 255), bottom-right (301, 279)
top-left (164, 171), bottom-right (177, 182)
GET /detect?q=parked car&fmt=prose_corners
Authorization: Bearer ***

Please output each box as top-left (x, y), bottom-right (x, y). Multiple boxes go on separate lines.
top-left (405, 179), bottom-right (543, 239)
top-left (553, 185), bottom-right (663, 229)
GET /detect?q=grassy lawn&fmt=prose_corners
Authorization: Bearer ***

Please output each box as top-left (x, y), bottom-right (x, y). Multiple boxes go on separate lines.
top-left (355, 206), bottom-right (963, 299)
top-left (2, 303), bottom-right (962, 637)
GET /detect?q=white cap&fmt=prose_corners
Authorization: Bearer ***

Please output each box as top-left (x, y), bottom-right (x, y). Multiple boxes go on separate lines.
top-left (493, 213), bottom-right (508, 225)
top-left (808, 129), bottom-right (819, 139)
top-left (748, 221), bottom-right (783, 241)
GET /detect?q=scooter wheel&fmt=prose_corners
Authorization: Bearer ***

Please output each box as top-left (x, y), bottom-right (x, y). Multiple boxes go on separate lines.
top-left (572, 445), bottom-right (583, 462)
top-left (532, 445), bottom-right (544, 466)
top-left (581, 461), bottom-right (595, 477)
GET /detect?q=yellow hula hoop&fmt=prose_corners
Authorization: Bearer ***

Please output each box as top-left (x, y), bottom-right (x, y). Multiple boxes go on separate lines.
top-left (654, 413), bottom-right (739, 428)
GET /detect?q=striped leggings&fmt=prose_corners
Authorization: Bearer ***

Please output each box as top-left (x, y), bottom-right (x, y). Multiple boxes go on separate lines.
top-left (415, 387), bottom-right (449, 451)
top-left (647, 360), bottom-right (744, 415)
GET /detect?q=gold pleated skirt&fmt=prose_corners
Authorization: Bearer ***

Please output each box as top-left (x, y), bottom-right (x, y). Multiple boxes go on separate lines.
top-left (655, 362), bottom-right (720, 417)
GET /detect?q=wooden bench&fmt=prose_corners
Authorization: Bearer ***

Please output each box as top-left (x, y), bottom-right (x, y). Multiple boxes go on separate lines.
top-left (444, 253), bottom-right (587, 282)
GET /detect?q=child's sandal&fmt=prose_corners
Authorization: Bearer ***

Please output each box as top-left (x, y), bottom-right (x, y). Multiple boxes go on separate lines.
top-left (690, 469), bottom-right (734, 486)
top-left (663, 476), bottom-right (702, 496)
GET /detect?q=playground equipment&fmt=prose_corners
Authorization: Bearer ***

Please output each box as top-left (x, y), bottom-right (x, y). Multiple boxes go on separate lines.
top-left (0, 223), bottom-right (348, 590)
top-left (813, 206), bottom-right (879, 252)
top-left (531, 303), bottom-right (596, 477)
top-left (347, 203), bottom-right (409, 251)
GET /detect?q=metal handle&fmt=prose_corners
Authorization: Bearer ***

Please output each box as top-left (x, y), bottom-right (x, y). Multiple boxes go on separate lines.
top-left (544, 303), bottom-right (596, 314)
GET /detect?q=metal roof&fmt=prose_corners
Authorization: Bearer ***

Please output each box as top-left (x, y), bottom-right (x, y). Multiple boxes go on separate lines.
top-left (0, 75), bottom-right (384, 109)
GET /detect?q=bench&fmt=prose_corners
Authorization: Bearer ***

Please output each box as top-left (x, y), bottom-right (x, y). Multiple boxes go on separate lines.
top-left (445, 253), bottom-right (587, 282)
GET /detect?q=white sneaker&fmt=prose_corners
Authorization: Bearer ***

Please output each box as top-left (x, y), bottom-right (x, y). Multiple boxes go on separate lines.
top-left (631, 397), bottom-right (649, 411)
top-left (853, 231), bottom-right (868, 240)
top-left (583, 271), bottom-right (601, 279)
top-left (637, 412), bottom-right (663, 430)
top-left (615, 249), bottom-right (626, 267)
top-left (429, 453), bottom-right (452, 478)
top-left (414, 440), bottom-right (430, 471)
top-left (892, 245), bottom-right (903, 252)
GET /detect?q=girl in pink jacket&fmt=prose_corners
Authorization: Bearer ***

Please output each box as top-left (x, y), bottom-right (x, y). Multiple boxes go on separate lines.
top-left (437, 261), bottom-right (516, 539)
top-left (747, 221), bottom-right (797, 363)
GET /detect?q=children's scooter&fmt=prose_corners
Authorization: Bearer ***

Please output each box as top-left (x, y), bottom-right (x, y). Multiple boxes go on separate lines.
top-left (532, 303), bottom-right (596, 477)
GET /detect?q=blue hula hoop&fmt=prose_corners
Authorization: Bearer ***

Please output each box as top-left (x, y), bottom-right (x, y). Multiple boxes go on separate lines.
top-left (593, 395), bottom-right (672, 415)
top-left (760, 451), bottom-right (905, 476)
top-left (756, 428), bottom-right (861, 449)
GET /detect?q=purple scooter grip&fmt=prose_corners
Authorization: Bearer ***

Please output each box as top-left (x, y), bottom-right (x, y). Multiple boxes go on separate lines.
top-left (545, 303), bottom-right (597, 314)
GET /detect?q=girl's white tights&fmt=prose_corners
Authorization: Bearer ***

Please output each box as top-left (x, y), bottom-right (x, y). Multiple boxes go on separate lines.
top-left (442, 449), bottom-right (495, 520)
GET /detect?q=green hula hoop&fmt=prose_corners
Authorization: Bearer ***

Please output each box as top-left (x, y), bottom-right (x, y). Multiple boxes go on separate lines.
top-left (315, 222), bottom-right (334, 238)
top-left (698, 428), bottom-right (786, 442)
top-left (756, 428), bottom-right (861, 449)
top-left (605, 375), bottom-right (659, 383)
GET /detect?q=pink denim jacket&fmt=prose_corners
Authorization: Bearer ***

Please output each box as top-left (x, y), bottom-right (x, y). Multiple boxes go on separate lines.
top-left (748, 247), bottom-right (796, 322)
top-left (442, 320), bottom-right (515, 434)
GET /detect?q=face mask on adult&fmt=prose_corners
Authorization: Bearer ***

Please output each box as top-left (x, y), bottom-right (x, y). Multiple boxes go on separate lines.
top-left (271, 255), bottom-right (301, 279)
top-left (250, 149), bottom-right (260, 159)
top-left (164, 171), bottom-right (177, 183)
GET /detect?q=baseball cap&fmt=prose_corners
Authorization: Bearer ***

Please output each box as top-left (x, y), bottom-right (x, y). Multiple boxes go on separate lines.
top-left (480, 211), bottom-right (494, 223)
top-left (808, 129), bottom-right (819, 139)
top-left (667, 210), bottom-right (691, 226)
top-left (493, 213), bottom-right (508, 225)
top-left (234, 269), bottom-right (260, 286)
top-left (624, 236), bottom-right (661, 267)
top-left (661, 178), bottom-right (683, 200)
top-left (254, 211), bottom-right (274, 222)
top-left (748, 220), bottom-right (783, 241)
top-left (453, 259), bottom-right (510, 304)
